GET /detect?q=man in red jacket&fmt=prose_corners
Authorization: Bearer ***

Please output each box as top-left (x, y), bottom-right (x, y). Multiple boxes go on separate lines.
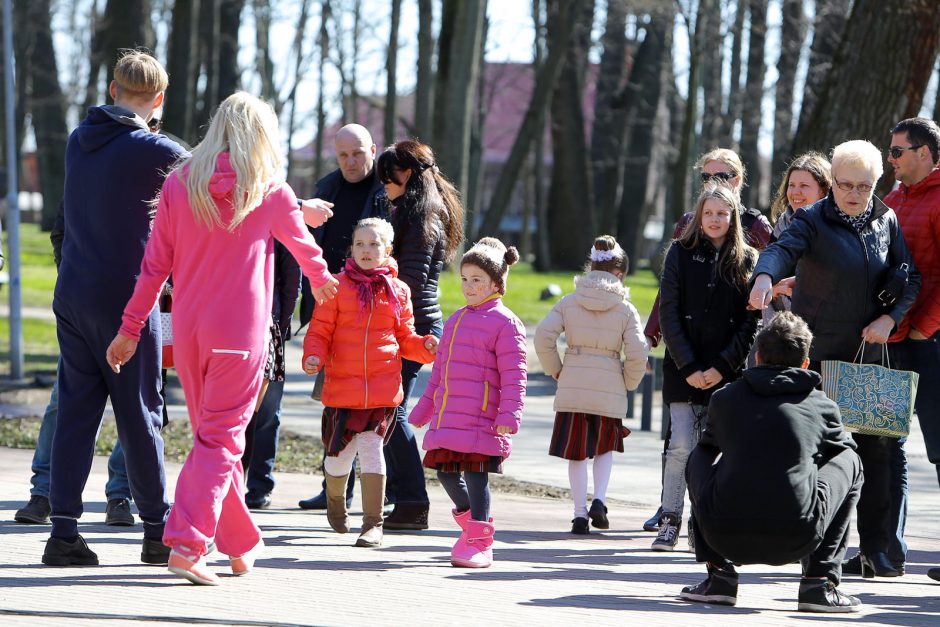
top-left (876, 117), bottom-right (940, 577)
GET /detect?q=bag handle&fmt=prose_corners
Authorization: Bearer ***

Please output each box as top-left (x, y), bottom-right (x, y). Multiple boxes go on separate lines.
top-left (854, 340), bottom-right (890, 368)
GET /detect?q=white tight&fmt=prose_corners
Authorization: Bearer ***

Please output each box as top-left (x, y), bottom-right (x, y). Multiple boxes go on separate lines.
top-left (323, 431), bottom-right (386, 476)
top-left (568, 452), bottom-right (614, 517)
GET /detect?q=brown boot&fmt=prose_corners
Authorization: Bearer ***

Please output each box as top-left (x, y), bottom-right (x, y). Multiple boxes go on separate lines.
top-left (355, 473), bottom-right (385, 548)
top-left (325, 472), bottom-right (350, 534)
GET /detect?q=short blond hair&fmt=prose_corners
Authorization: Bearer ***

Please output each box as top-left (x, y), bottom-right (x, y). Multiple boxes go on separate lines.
top-left (831, 140), bottom-right (883, 182)
top-left (113, 49), bottom-right (168, 99)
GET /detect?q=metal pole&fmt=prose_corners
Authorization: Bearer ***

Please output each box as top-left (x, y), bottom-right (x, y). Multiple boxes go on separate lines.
top-left (3, 0), bottom-right (23, 379)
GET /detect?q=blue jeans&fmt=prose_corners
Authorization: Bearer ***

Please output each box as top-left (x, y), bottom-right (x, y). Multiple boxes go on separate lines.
top-left (384, 319), bottom-right (443, 505)
top-left (30, 378), bottom-right (131, 500)
top-left (661, 402), bottom-right (706, 518)
top-left (246, 378), bottom-right (284, 496)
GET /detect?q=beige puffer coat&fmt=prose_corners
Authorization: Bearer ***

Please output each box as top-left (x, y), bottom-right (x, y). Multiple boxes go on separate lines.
top-left (535, 271), bottom-right (649, 418)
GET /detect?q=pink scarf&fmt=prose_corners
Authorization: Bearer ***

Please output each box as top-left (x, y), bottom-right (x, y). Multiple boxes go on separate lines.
top-left (343, 257), bottom-right (402, 322)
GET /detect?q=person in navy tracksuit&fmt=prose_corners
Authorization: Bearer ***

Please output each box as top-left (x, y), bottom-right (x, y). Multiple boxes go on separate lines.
top-left (42, 51), bottom-right (188, 567)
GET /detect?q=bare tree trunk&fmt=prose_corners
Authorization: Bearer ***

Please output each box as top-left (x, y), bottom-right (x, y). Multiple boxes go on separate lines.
top-left (285, 0), bottom-right (312, 182)
top-left (414, 0), bottom-right (434, 142)
top-left (253, 0), bottom-right (277, 105)
top-left (722, 0), bottom-right (745, 147)
top-left (217, 0), bottom-right (244, 102)
top-left (738, 0), bottom-right (766, 209)
top-left (195, 0), bottom-right (221, 132)
top-left (933, 60), bottom-right (940, 124)
top-left (618, 8), bottom-right (673, 266)
top-left (699, 0), bottom-right (723, 149)
top-left (478, 0), bottom-right (581, 240)
top-left (466, 17), bottom-right (488, 231)
top-left (385, 0), bottom-right (402, 147)
top-left (547, 0), bottom-right (596, 269)
top-left (314, 0), bottom-right (332, 181)
top-left (532, 0), bottom-right (550, 270)
top-left (793, 0), bottom-right (940, 197)
top-left (350, 0), bottom-right (362, 119)
top-left (796, 0), bottom-right (851, 136)
top-left (165, 0), bottom-right (201, 143)
top-left (81, 1), bottom-right (103, 115)
top-left (590, 0), bottom-right (629, 234)
top-left (671, 1), bottom-right (703, 223)
top-left (771, 0), bottom-right (807, 186)
top-left (434, 0), bottom-right (488, 236)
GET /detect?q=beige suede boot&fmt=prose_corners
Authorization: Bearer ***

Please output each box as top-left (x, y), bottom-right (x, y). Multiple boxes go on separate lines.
top-left (325, 472), bottom-right (350, 533)
top-left (355, 473), bottom-right (385, 548)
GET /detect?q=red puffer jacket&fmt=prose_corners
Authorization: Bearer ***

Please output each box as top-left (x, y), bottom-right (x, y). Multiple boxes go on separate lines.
top-left (886, 167), bottom-right (940, 340)
top-left (303, 262), bottom-right (435, 408)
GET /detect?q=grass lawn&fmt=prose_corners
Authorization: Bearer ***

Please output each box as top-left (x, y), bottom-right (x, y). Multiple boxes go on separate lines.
top-left (2, 222), bottom-right (57, 309)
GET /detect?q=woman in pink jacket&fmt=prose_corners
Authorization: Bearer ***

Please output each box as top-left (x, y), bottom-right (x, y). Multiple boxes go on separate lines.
top-left (106, 92), bottom-right (339, 585)
top-left (409, 237), bottom-right (528, 569)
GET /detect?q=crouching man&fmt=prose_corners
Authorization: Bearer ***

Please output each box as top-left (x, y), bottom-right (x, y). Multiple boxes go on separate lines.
top-left (681, 311), bottom-right (864, 613)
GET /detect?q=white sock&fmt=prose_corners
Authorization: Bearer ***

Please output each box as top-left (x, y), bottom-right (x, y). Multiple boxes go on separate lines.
top-left (592, 452), bottom-right (613, 503)
top-left (324, 438), bottom-right (358, 476)
top-left (568, 459), bottom-right (589, 518)
top-left (356, 431), bottom-right (386, 475)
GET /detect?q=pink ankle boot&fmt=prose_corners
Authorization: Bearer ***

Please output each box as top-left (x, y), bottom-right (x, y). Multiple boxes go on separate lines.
top-left (451, 509), bottom-right (473, 561)
top-left (451, 518), bottom-right (494, 568)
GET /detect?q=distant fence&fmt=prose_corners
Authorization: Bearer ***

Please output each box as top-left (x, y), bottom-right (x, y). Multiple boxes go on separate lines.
top-left (626, 356), bottom-right (669, 439)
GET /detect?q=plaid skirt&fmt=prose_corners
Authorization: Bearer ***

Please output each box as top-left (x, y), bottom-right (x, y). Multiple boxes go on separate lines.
top-left (549, 412), bottom-right (630, 460)
top-left (423, 449), bottom-right (504, 474)
top-left (321, 406), bottom-right (397, 456)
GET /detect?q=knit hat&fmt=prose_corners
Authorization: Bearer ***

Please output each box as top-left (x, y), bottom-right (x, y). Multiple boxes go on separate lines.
top-left (461, 237), bottom-right (520, 294)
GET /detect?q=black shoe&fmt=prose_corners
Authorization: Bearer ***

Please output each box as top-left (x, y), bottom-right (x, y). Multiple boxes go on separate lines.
top-left (859, 551), bottom-right (901, 578)
top-left (571, 517), bottom-right (590, 534)
top-left (245, 492), bottom-right (272, 510)
top-left (42, 535), bottom-right (99, 566)
top-left (384, 502), bottom-right (429, 530)
top-left (105, 499), bottom-right (135, 526)
top-left (141, 537), bottom-right (171, 565)
top-left (643, 506), bottom-right (663, 532)
top-left (680, 566), bottom-right (738, 606)
top-left (588, 499), bottom-right (609, 530)
top-left (842, 552), bottom-right (862, 575)
top-left (797, 579), bottom-right (862, 613)
top-left (15, 495), bottom-right (51, 524)
top-left (299, 490), bottom-right (354, 510)
top-left (928, 567), bottom-right (940, 582)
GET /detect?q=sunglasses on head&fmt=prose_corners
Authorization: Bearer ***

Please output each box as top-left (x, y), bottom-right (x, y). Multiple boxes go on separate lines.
top-left (888, 145), bottom-right (922, 159)
top-left (700, 171), bottom-right (736, 183)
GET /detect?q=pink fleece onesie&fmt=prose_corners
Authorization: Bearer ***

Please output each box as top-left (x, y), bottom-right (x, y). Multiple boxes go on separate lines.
top-left (120, 153), bottom-right (332, 558)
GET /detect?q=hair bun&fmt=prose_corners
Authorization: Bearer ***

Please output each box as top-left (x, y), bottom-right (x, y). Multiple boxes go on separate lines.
top-left (593, 235), bottom-right (616, 252)
top-left (504, 246), bottom-right (520, 266)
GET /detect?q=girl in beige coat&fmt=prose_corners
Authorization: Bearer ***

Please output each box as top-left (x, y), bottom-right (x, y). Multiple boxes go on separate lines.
top-left (535, 236), bottom-right (649, 534)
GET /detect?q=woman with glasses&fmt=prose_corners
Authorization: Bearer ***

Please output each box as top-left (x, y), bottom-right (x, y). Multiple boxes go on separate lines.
top-left (749, 139), bottom-right (920, 580)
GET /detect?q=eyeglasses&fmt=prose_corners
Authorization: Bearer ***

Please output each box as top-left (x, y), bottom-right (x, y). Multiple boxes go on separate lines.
top-left (888, 144), bottom-right (923, 159)
top-left (833, 179), bottom-right (873, 194)
top-left (700, 171), bottom-right (736, 183)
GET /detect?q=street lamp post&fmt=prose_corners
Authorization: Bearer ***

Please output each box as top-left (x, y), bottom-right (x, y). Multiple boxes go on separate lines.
top-left (4, 0), bottom-right (24, 380)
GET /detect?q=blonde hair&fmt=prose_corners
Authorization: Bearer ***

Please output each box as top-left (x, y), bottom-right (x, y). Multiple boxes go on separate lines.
top-left (180, 92), bottom-right (282, 231)
top-left (355, 217), bottom-right (395, 248)
top-left (696, 148), bottom-right (746, 187)
top-left (769, 152), bottom-right (832, 224)
top-left (831, 139), bottom-right (884, 182)
top-left (113, 49), bottom-right (168, 99)
top-left (679, 183), bottom-right (756, 288)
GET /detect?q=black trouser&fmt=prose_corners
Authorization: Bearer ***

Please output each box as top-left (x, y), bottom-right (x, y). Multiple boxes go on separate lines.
top-left (853, 433), bottom-right (892, 554)
top-left (688, 447), bottom-right (863, 585)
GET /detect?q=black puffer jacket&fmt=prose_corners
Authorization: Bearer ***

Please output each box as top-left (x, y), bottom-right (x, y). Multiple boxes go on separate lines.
top-left (690, 366), bottom-right (858, 566)
top-left (753, 194), bottom-right (920, 363)
top-left (660, 239), bottom-right (759, 405)
top-left (389, 198), bottom-right (446, 329)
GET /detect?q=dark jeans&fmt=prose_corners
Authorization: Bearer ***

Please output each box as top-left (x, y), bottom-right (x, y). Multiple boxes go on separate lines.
top-left (889, 336), bottom-right (940, 487)
top-left (437, 470), bottom-right (491, 521)
top-left (384, 320), bottom-right (442, 505)
top-left (688, 447), bottom-right (862, 585)
top-left (888, 437), bottom-right (908, 565)
top-left (244, 378), bottom-right (284, 497)
top-left (853, 433), bottom-right (891, 554)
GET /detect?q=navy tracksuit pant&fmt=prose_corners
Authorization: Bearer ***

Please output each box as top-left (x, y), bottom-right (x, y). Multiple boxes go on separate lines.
top-left (50, 297), bottom-right (169, 540)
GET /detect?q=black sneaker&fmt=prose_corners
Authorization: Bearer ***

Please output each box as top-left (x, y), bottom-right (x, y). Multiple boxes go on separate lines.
top-left (384, 502), bottom-right (429, 530)
top-left (42, 535), bottom-right (99, 566)
top-left (245, 492), bottom-right (272, 510)
top-left (105, 499), bottom-right (135, 526)
top-left (571, 517), bottom-right (590, 535)
top-left (643, 506), bottom-right (663, 532)
top-left (680, 567), bottom-right (738, 606)
top-left (797, 579), bottom-right (862, 613)
top-left (928, 567), bottom-right (940, 582)
top-left (588, 499), bottom-right (609, 529)
top-left (15, 495), bottom-right (51, 524)
top-left (141, 537), bottom-right (171, 565)
top-left (651, 513), bottom-right (680, 551)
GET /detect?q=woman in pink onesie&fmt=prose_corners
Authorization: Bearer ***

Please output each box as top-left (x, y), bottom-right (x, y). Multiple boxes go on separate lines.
top-left (107, 92), bottom-right (339, 585)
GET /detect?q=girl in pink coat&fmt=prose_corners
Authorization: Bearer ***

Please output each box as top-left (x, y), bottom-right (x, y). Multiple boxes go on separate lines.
top-left (409, 237), bottom-right (528, 568)
top-left (107, 92), bottom-right (339, 585)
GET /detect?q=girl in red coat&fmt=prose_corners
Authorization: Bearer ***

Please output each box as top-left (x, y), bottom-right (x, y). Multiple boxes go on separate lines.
top-left (303, 218), bottom-right (438, 548)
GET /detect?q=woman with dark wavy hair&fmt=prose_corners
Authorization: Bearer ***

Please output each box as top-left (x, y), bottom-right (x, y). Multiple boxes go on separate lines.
top-left (375, 139), bottom-right (464, 529)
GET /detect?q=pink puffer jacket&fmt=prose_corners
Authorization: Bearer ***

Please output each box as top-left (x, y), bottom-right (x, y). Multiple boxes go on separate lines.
top-left (409, 295), bottom-right (527, 458)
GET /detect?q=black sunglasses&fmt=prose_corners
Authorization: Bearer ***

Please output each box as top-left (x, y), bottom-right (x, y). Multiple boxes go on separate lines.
top-left (888, 145), bottom-right (922, 159)
top-left (700, 171), bottom-right (736, 183)
top-left (148, 117), bottom-right (163, 132)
